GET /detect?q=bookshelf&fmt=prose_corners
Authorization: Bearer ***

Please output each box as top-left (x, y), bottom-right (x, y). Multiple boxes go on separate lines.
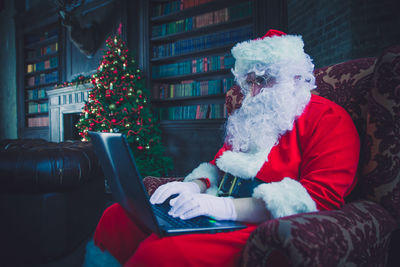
top-left (144, 0), bottom-right (255, 175)
top-left (23, 23), bottom-right (60, 129)
top-left (149, 0), bottom-right (253, 123)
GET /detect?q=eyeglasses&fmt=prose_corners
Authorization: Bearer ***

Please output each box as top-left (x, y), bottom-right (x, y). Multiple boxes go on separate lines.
top-left (245, 74), bottom-right (275, 89)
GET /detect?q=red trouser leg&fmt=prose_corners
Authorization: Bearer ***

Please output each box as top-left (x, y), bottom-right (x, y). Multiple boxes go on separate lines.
top-left (125, 225), bottom-right (257, 267)
top-left (94, 203), bottom-right (257, 266)
top-left (94, 203), bottom-right (150, 264)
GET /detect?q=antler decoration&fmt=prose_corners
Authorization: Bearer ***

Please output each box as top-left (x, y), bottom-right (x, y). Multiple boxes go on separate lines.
top-left (53, 0), bottom-right (116, 58)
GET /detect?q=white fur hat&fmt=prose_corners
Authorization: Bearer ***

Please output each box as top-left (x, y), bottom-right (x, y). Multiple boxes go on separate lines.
top-left (231, 29), bottom-right (315, 89)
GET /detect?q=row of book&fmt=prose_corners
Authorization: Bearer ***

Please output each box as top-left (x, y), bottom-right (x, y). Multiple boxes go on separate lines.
top-left (26, 42), bottom-right (58, 59)
top-left (152, 54), bottom-right (234, 79)
top-left (27, 71), bottom-right (58, 87)
top-left (152, 0), bottom-right (215, 17)
top-left (154, 77), bottom-right (234, 99)
top-left (27, 116), bottom-right (49, 127)
top-left (152, 2), bottom-right (252, 38)
top-left (27, 102), bottom-right (49, 114)
top-left (25, 29), bottom-right (58, 46)
top-left (159, 103), bottom-right (227, 120)
top-left (27, 57), bottom-right (58, 73)
top-left (27, 88), bottom-right (47, 100)
top-left (152, 26), bottom-right (252, 59)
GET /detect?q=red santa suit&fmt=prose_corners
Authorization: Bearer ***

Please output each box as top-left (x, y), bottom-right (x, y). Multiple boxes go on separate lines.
top-left (92, 94), bottom-right (360, 266)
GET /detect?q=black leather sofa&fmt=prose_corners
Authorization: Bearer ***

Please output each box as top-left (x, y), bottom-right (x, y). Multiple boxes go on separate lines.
top-left (0, 139), bottom-right (105, 266)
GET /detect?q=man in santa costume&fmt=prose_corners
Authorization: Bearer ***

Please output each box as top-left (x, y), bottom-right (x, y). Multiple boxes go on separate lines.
top-left (86, 30), bottom-right (360, 266)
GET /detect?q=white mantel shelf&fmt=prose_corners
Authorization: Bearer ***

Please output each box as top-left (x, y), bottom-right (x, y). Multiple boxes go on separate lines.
top-left (47, 83), bottom-right (93, 142)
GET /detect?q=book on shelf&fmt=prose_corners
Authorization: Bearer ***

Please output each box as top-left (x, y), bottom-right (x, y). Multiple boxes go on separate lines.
top-left (152, 25), bottom-right (252, 59)
top-left (27, 116), bottom-right (49, 127)
top-left (151, 2), bottom-right (251, 38)
top-left (28, 102), bottom-right (48, 113)
top-left (26, 42), bottom-right (58, 60)
top-left (153, 77), bottom-right (234, 99)
top-left (27, 57), bottom-right (58, 73)
top-left (152, 0), bottom-right (217, 17)
top-left (159, 103), bottom-right (226, 120)
top-left (27, 88), bottom-right (47, 100)
top-left (152, 53), bottom-right (234, 79)
top-left (25, 28), bottom-right (58, 45)
top-left (27, 71), bottom-right (58, 86)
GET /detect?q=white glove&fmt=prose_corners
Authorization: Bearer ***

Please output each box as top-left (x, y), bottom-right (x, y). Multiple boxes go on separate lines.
top-left (168, 193), bottom-right (237, 221)
top-left (150, 181), bottom-right (200, 204)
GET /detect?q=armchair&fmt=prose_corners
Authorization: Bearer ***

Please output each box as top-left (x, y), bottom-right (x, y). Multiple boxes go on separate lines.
top-left (143, 45), bottom-right (400, 266)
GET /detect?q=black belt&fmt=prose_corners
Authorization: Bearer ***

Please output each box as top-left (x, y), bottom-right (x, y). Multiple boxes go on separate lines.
top-left (217, 172), bottom-right (264, 198)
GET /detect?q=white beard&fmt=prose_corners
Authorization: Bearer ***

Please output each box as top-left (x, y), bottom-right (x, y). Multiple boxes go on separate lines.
top-left (225, 79), bottom-right (312, 158)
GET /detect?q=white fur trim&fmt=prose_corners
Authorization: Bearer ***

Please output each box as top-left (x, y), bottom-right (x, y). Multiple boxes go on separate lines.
top-left (184, 162), bottom-right (220, 188)
top-left (231, 34), bottom-right (315, 94)
top-left (231, 34), bottom-right (311, 76)
top-left (205, 185), bottom-right (219, 196)
top-left (253, 177), bottom-right (317, 219)
top-left (215, 150), bottom-right (268, 179)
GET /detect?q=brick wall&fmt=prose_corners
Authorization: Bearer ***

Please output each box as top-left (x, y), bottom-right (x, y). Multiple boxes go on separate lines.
top-left (288, 0), bottom-right (400, 68)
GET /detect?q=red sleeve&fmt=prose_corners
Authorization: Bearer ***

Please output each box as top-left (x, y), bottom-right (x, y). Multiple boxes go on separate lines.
top-left (299, 100), bottom-right (360, 211)
top-left (210, 143), bottom-right (230, 165)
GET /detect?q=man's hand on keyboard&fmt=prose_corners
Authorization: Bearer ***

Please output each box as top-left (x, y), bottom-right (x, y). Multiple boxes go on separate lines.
top-left (150, 181), bottom-right (200, 205)
top-left (168, 193), bottom-right (237, 221)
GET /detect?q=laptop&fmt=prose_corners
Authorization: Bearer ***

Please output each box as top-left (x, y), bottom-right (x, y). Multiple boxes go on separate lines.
top-left (88, 131), bottom-right (246, 236)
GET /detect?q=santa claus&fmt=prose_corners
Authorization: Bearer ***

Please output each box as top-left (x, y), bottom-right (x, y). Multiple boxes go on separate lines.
top-left (88, 30), bottom-right (360, 266)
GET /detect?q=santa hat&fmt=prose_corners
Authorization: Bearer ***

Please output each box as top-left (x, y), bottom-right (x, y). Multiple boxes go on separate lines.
top-left (231, 29), bottom-right (315, 90)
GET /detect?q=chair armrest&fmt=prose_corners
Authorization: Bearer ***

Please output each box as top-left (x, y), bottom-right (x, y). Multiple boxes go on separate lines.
top-left (142, 176), bottom-right (184, 196)
top-left (242, 200), bottom-right (397, 267)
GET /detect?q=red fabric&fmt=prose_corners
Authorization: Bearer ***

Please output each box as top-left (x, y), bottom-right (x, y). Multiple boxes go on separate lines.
top-left (211, 94), bottom-right (360, 211)
top-left (261, 29), bottom-right (287, 39)
top-left (94, 203), bottom-right (258, 266)
top-left (198, 177), bottom-right (211, 189)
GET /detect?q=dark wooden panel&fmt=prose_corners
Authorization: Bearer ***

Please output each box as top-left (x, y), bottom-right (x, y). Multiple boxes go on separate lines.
top-left (160, 120), bottom-right (225, 176)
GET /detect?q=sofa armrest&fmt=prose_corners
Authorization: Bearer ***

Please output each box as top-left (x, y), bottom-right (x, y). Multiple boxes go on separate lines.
top-left (142, 176), bottom-right (184, 196)
top-left (242, 200), bottom-right (397, 267)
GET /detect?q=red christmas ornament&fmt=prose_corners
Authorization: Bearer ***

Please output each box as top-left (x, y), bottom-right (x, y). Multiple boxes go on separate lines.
top-left (111, 119), bottom-right (116, 123)
top-left (119, 97), bottom-right (124, 102)
top-left (137, 146), bottom-right (144, 150)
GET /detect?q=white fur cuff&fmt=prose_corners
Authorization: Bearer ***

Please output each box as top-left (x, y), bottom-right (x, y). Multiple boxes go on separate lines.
top-left (253, 177), bottom-right (317, 219)
top-left (184, 162), bottom-right (220, 188)
top-left (215, 150), bottom-right (268, 179)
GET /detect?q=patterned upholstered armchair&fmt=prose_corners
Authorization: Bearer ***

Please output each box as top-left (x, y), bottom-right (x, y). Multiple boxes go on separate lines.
top-left (143, 45), bottom-right (400, 266)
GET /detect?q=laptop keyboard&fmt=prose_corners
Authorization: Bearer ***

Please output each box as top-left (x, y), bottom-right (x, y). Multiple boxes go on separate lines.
top-left (152, 200), bottom-right (212, 228)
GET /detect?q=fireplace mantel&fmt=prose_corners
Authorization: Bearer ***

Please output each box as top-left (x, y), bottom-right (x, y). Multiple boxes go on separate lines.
top-left (47, 83), bottom-right (92, 142)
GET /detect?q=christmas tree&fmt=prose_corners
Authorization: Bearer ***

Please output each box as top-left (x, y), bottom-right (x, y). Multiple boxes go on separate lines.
top-left (76, 26), bottom-right (172, 177)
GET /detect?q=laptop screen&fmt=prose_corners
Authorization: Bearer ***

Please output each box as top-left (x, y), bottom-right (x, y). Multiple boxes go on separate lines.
top-left (88, 131), bottom-right (160, 235)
